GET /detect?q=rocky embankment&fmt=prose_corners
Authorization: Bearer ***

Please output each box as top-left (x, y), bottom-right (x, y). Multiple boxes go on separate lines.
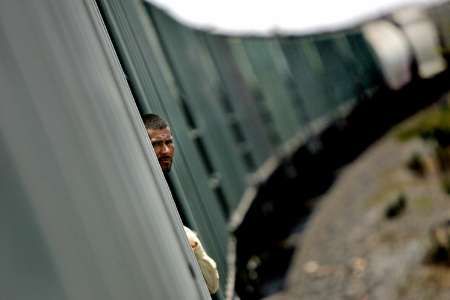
top-left (267, 98), bottom-right (450, 300)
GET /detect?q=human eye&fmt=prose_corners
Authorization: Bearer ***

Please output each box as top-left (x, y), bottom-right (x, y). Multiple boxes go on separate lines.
top-left (152, 141), bottom-right (163, 148)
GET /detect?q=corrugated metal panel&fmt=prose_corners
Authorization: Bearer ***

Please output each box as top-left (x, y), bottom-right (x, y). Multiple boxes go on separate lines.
top-left (96, 0), bottom-right (230, 296)
top-left (240, 38), bottom-right (303, 144)
top-left (314, 35), bottom-right (357, 108)
top-left (148, 6), bottom-right (248, 211)
top-left (344, 32), bottom-right (383, 94)
top-left (201, 34), bottom-right (275, 173)
top-left (226, 38), bottom-right (284, 147)
top-left (0, 0), bottom-right (208, 299)
top-left (279, 38), bottom-right (333, 124)
top-left (268, 39), bottom-right (312, 129)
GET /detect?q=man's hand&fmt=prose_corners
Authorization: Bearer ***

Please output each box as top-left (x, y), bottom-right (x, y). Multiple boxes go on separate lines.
top-left (184, 226), bottom-right (219, 294)
top-left (188, 237), bottom-right (199, 250)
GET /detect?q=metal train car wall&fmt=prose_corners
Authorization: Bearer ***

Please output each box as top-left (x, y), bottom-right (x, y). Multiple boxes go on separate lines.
top-left (1, 0), bottom-right (450, 299)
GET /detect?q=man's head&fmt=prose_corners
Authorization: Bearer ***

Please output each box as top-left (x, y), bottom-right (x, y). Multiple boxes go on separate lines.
top-left (142, 113), bottom-right (175, 173)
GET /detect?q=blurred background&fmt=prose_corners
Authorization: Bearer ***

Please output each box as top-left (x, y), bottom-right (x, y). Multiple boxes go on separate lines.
top-left (1, 0), bottom-right (450, 299)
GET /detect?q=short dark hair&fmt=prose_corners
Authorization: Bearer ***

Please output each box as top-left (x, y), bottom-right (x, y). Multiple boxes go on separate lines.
top-left (142, 113), bottom-right (168, 130)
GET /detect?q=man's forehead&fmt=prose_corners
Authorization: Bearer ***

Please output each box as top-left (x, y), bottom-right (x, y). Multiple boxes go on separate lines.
top-left (147, 127), bottom-right (173, 140)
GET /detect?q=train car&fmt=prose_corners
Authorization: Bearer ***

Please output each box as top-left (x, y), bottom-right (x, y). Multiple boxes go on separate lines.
top-left (2, 0), bottom-right (449, 299)
top-left (0, 0), bottom-right (210, 299)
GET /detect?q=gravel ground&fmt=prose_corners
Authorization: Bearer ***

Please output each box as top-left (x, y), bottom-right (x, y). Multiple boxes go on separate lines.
top-left (265, 129), bottom-right (450, 300)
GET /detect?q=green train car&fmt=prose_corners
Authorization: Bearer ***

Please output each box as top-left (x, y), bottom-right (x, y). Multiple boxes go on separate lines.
top-left (2, 0), bottom-right (450, 299)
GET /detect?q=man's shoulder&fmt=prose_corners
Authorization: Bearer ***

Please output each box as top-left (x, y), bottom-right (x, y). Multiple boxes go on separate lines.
top-left (183, 225), bottom-right (197, 238)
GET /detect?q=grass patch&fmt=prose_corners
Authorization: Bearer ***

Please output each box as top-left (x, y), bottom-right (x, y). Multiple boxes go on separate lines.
top-left (441, 176), bottom-right (450, 195)
top-left (413, 196), bottom-right (434, 214)
top-left (367, 188), bottom-right (401, 207)
top-left (394, 102), bottom-right (450, 146)
top-left (394, 101), bottom-right (450, 195)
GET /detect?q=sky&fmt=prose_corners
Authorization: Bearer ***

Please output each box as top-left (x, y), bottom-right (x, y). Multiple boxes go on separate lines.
top-left (146, 0), bottom-right (445, 35)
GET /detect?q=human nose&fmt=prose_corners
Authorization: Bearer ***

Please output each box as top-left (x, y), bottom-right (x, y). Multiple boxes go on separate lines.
top-left (160, 143), bottom-right (170, 153)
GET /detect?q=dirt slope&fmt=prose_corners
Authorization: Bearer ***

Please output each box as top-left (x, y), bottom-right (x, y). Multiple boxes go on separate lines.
top-left (266, 123), bottom-right (450, 300)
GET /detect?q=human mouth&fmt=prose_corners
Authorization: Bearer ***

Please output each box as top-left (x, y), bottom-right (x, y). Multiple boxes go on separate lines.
top-left (160, 158), bottom-right (172, 164)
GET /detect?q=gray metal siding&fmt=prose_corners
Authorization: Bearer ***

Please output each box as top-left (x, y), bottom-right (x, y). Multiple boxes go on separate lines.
top-left (0, 0), bottom-right (208, 299)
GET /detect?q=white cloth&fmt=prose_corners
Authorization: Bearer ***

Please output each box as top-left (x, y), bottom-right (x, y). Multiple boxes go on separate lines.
top-left (184, 226), bottom-right (220, 294)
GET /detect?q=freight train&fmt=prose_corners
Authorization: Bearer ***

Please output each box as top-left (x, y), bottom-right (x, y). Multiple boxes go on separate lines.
top-left (1, 0), bottom-right (449, 299)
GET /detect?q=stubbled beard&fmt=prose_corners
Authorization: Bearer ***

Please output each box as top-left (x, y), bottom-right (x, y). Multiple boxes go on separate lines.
top-left (160, 161), bottom-right (172, 173)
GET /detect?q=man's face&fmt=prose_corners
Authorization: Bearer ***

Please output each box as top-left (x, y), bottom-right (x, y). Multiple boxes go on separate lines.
top-left (147, 127), bottom-right (175, 173)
